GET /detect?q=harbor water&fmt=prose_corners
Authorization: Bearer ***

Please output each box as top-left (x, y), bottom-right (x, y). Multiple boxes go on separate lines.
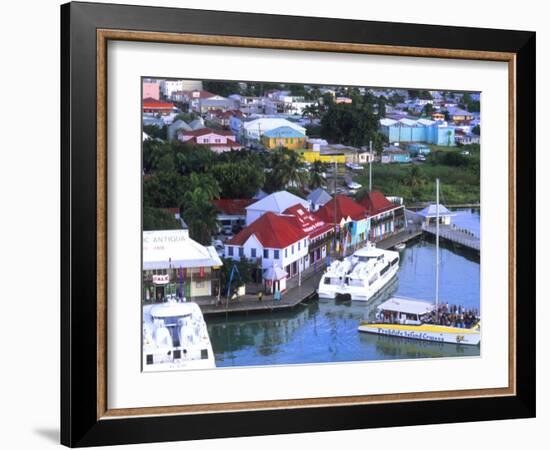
top-left (207, 209), bottom-right (481, 367)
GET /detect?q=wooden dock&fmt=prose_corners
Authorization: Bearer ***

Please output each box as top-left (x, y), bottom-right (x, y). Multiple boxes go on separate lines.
top-left (197, 271), bottom-right (323, 317)
top-left (423, 224), bottom-right (480, 252)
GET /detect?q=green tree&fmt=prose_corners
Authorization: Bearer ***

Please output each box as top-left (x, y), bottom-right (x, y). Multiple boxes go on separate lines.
top-left (143, 124), bottom-right (167, 140)
top-left (211, 161), bottom-right (266, 198)
top-left (308, 160), bottom-right (325, 190)
top-left (180, 188), bottom-right (219, 245)
top-left (143, 172), bottom-right (188, 208)
top-left (143, 207), bottom-right (182, 231)
top-left (472, 124), bottom-right (480, 136)
top-left (202, 80), bottom-right (240, 97)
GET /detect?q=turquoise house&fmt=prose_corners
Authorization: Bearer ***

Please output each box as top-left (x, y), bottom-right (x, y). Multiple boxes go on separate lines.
top-left (406, 143), bottom-right (431, 155)
top-left (380, 118), bottom-right (455, 146)
top-left (381, 146), bottom-right (411, 164)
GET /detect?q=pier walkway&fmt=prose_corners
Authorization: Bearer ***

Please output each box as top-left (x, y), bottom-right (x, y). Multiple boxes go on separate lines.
top-left (423, 224), bottom-right (480, 252)
top-left (196, 269), bottom-right (323, 317)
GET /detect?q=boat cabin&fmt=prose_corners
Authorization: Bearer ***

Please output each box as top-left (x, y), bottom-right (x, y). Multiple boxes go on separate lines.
top-left (375, 297), bottom-right (434, 325)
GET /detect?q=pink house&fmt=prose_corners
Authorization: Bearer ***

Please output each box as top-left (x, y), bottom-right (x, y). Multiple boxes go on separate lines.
top-left (142, 82), bottom-right (160, 100)
top-left (177, 128), bottom-right (243, 153)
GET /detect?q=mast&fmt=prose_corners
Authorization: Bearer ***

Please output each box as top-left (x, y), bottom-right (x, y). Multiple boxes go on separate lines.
top-left (369, 140), bottom-right (373, 192)
top-left (435, 178), bottom-right (440, 316)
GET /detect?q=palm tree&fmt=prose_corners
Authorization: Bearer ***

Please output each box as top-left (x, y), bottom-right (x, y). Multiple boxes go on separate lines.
top-left (308, 160), bottom-right (325, 190)
top-left (180, 187), bottom-right (219, 245)
top-left (188, 172), bottom-right (220, 200)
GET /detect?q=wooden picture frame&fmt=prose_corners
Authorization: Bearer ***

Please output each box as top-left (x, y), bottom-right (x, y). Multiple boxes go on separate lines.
top-left (61, 1), bottom-right (535, 447)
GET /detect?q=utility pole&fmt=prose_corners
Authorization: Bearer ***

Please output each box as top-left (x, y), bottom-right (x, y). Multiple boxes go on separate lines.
top-left (435, 178), bottom-right (440, 321)
top-left (369, 140), bottom-right (373, 192)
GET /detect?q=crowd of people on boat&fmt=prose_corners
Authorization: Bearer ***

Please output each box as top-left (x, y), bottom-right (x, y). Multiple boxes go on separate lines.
top-left (374, 302), bottom-right (479, 329)
top-left (426, 303), bottom-right (480, 328)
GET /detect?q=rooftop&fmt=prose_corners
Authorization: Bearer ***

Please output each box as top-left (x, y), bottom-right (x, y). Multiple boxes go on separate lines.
top-left (246, 190), bottom-right (310, 214)
top-left (227, 212), bottom-right (307, 249)
top-left (315, 195), bottom-right (367, 224)
top-left (358, 191), bottom-right (400, 216)
top-left (377, 297), bottom-right (435, 315)
top-left (212, 199), bottom-right (255, 216)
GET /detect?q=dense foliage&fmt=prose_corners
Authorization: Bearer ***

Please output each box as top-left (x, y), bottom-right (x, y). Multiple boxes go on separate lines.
top-left (356, 144), bottom-right (480, 204)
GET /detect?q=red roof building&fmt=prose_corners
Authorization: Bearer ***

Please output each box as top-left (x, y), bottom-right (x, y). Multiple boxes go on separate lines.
top-left (358, 191), bottom-right (400, 217)
top-left (314, 195), bottom-right (367, 225)
top-left (177, 128), bottom-right (243, 153)
top-left (227, 212), bottom-right (307, 249)
top-left (212, 199), bottom-right (255, 217)
top-left (142, 98), bottom-right (175, 114)
top-left (282, 204), bottom-right (333, 239)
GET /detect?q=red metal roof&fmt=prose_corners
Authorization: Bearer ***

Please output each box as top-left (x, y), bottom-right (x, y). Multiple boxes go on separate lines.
top-left (314, 195), bottom-right (367, 224)
top-left (282, 204), bottom-right (334, 238)
top-left (227, 212), bottom-right (307, 249)
top-left (142, 98), bottom-right (175, 109)
top-left (358, 191), bottom-right (400, 216)
top-left (178, 128), bottom-right (235, 137)
top-left (212, 199), bottom-right (255, 216)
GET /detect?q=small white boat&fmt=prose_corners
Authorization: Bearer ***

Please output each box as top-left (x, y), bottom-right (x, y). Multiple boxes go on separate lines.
top-left (357, 297), bottom-right (481, 345)
top-left (394, 242), bottom-right (406, 251)
top-left (318, 243), bottom-right (399, 301)
top-left (143, 298), bottom-right (216, 371)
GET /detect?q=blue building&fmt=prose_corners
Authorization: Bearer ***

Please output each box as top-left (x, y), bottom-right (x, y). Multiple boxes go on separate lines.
top-left (406, 143), bottom-right (431, 155)
top-left (380, 117), bottom-right (455, 146)
top-left (381, 146), bottom-right (411, 164)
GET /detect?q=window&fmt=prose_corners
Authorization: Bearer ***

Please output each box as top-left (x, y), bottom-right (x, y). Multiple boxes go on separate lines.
top-left (251, 248), bottom-right (257, 258)
top-left (227, 247), bottom-right (233, 256)
top-left (298, 241), bottom-right (301, 251)
top-left (292, 245), bottom-right (295, 255)
top-left (285, 248), bottom-right (288, 258)
top-left (263, 249), bottom-right (269, 258)
top-left (274, 250), bottom-right (280, 259)
top-left (290, 138), bottom-right (294, 144)
top-left (239, 247), bottom-right (244, 257)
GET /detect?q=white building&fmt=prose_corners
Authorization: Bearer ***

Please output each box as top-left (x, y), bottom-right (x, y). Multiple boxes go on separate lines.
top-left (160, 79), bottom-right (203, 98)
top-left (224, 212), bottom-right (309, 291)
top-left (143, 229), bottom-right (222, 300)
top-left (245, 190), bottom-right (310, 225)
top-left (231, 117), bottom-right (307, 143)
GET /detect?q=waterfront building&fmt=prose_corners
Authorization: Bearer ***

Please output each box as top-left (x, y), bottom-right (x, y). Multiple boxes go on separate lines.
top-left (245, 190), bottom-right (310, 225)
top-left (282, 204), bottom-right (334, 267)
top-left (142, 98), bottom-right (176, 115)
top-left (379, 117), bottom-right (455, 146)
top-left (381, 146), bottom-right (412, 163)
top-left (176, 128), bottom-right (242, 153)
top-left (307, 188), bottom-right (333, 212)
top-left (358, 191), bottom-right (406, 241)
top-left (315, 195), bottom-right (369, 250)
top-left (261, 126), bottom-right (307, 149)
top-left (143, 229), bottom-right (222, 302)
top-left (416, 203), bottom-right (453, 226)
top-left (224, 211), bottom-right (309, 286)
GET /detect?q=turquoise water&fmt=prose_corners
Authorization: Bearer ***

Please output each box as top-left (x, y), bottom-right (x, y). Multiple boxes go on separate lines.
top-left (207, 211), bottom-right (481, 367)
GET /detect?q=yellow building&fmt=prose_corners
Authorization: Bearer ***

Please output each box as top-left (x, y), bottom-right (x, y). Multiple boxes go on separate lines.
top-left (302, 150), bottom-right (346, 164)
top-left (261, 126), bottom-right (306, 149)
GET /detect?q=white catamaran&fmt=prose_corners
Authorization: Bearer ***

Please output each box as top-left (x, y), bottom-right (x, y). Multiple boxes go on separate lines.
top-left (317, 243), bottom-right (400, 302)
top-left (358, 179), bottom-right (481, 345)
top-left (143, 297), bottom-right (216, 371)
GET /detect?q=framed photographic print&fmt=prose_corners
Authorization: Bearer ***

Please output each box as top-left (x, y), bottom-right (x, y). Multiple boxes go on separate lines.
top-left (60, 1), bottom-right (536, 447)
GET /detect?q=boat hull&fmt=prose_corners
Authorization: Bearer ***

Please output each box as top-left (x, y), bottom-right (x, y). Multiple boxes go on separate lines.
top-left (358, 322), bottom-right (481, 345)
top-left (349, 262), bottom-right (398, 301)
